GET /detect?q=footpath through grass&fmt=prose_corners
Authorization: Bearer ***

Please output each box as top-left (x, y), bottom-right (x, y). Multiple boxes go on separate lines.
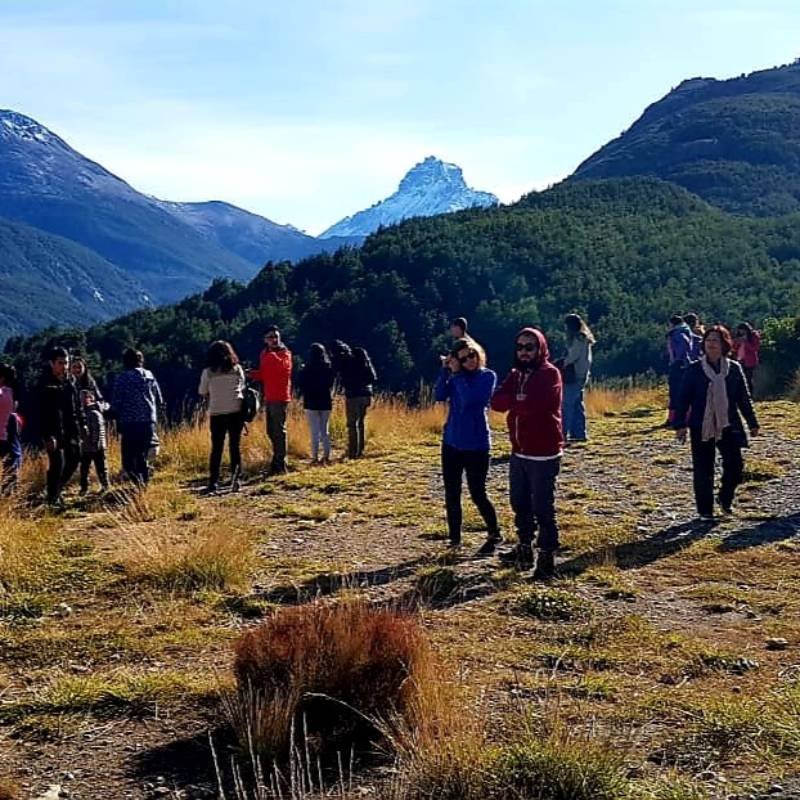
top-left (2, 390), bottom-right (800, 799)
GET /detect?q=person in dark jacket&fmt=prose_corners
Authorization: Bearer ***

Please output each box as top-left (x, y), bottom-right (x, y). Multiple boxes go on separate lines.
top-left (675, 325), bottom-right (760, 520)
top-left (491, 328), bottom-right (564, 576)
top-left (111, 348), bottom-right (164, 486)
top-left (36, 346), bottom-right (84, 506)
top-left (434, 338), bottom-right (500, 553)
top-left (332, 342), bottom-right (378, 459)
top-left (296, 343), bottom-right (335, 464)
top-left (79, 389), bottom-right (109, 494)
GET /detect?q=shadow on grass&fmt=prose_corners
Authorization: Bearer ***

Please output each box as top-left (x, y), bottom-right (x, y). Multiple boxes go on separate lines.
top-left (255, 555), bottom-right (432, 604)
top-left (558, 519), bottom-right (715, 577)
top-left (131, 725), bottom-right (229, 796)
top-left (717, 512), bottom-right (800, 552)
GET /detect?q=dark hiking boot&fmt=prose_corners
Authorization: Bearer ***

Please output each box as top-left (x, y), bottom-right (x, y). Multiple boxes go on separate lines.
top-left (203, 483), bottom-right (219, 496)
top-left (533, 549), bottom-right (556, 581)
top-left (447, 538), bottom-right (462, 549)
top-left (476, 533), bottom-right (504, 557)
top-left (716, 494), bottom-right (733, 515)
top-left (500, 544), bottom-right (534, 569)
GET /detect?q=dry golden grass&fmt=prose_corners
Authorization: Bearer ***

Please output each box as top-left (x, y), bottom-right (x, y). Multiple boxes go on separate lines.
top-left (585, 384), bottom-right (665, 417)
top-left (0, 495), bottom-right (58, 596)
top-left (110, 514), bottom-right (256, 593)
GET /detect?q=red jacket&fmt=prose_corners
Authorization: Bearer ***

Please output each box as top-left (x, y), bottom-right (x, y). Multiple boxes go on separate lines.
top-left (491, 329), bottom-right (563, 457)
top-left (249, 347), bottom-right (292, 403)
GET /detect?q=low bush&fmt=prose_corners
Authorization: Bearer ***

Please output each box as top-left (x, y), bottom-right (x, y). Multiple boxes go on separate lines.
top-left (229, 599), bottom-right (431, 761)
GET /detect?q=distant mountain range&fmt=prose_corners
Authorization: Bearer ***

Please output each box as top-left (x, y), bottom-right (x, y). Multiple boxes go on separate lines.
top-left (321, 156), bottom-right (498, 238)
top-left (0, 110), bottom-right (497, 341)
top-left (572, 61), bottom-right (800, 215)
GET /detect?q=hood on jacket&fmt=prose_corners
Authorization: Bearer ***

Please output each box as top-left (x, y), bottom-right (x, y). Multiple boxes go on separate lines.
top-left (515, 327), bottom-right (551, 371)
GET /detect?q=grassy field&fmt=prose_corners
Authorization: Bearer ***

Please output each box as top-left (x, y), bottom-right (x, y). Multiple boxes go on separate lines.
top-left (1, 388), bottom-right (799, 799)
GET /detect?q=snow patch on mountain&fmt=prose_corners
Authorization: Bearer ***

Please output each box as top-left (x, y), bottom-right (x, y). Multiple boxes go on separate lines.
top-left (320, 156), bottom-right (499, 239)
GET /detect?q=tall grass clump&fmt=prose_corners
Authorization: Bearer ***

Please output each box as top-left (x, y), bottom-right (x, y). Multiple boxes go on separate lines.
top-left (226, 599), bottom-right (431, 762)
top-left (0, 494), bottom-right (58, 598)
top-left (112, 511), bottom-right (255, 593)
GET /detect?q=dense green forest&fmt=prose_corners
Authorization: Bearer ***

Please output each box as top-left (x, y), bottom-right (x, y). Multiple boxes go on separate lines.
top-left (5, 177), bottom-right (800, 413)
top-left (574, 62), bottom-right (800, 215)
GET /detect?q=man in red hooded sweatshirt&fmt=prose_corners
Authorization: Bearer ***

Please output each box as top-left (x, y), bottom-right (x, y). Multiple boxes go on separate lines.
top-left (248, 326), bottom-right (292, 475)
top-left (491, 327), bottom-right (564, 577)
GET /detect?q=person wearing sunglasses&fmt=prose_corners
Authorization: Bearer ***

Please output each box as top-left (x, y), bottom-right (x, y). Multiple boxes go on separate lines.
top-left (491, 327), bottom-right (563, 576)
top-left (434, 338), bottom-right (501, 553)
top-left (247, 326), bottom-right (293, 475)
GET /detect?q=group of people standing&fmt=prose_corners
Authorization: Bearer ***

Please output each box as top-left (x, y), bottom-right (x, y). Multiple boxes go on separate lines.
top-left (1, 310), bottom-right (766, 564)
top-left (198, 327), bottom-right (377, 493)
top-left (0, 347), bottom-right (164, 506)
top-left (436, 315), bottom-right (595, 578)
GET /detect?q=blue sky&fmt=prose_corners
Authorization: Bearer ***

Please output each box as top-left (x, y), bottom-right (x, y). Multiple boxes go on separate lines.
top-left (1, 0), bottom-right (799, 234)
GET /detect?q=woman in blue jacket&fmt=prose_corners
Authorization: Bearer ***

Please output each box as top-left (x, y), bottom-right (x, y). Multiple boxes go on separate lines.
top-left (434, 338), bottom-right (501, 554)
top-left (675, 325), bottom-right (760, 520)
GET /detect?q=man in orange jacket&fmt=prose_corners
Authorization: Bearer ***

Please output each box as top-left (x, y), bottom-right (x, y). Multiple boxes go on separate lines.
top-left (248, 326), bottom-right (292, 474)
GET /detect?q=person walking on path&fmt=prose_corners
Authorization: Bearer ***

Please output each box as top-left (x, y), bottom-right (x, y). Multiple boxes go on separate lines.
top-left (675, 325), bottom-right (760, 520)
top-left (734, 322), bottom-right (761, 396)
top-left (434, 338), bottom-right (501, 554)
top-left (560, 313), bottom-right (595, 443)
top-left (199, 340), bottom-right (246, 493)
top-left (79, 389), bottom-right (110, 494)
top-left (332, 342), bottom-right (377, 459)
top-left (296, 343), bottom-right (335, 465)
top-left (36, 347), bottom-right (84, 507)
top-left (491, 328), bottom-right (564, 577)
top-left (111, 348), bottom-right (164, 486)
top-left (248, 326), bottom-right (292, 475)
top-left (665, 314), bottom-right (693, 427)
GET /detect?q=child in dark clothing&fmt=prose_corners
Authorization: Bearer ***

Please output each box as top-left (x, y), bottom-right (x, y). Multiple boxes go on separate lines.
top-left (79, 390), bottom-right (110, 494)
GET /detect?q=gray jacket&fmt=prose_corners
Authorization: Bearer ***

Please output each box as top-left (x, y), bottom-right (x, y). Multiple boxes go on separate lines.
top-left (81, 405), bottom-right (107, 453)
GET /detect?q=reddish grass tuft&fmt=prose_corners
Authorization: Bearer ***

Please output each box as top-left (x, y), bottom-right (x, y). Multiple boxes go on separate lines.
top-left (229, 599), bottom-right (431, 759)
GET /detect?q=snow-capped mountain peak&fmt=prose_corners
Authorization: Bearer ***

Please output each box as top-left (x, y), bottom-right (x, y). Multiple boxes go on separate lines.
top-left (320, 156), bottom-right (498, 238)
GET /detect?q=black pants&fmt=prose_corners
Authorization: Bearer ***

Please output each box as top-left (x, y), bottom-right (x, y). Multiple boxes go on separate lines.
top-left (80, 451), bottom-right (109, 491)
top-left (441, 444), bottom-right (499, 544)
top-left (46, 441), bottom-right (81, 503)
top-left (509, 454), bottom-right (561, 550)
top-left (690, 428), bottom-right (744, 516)
top-left (210, 412), bottom-right (244, 486)
top-left (120, 422), bottom-right (155, 486)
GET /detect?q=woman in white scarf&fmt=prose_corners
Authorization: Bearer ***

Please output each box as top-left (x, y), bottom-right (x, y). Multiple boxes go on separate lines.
top-left (675, 326), bottom-right (760, 521)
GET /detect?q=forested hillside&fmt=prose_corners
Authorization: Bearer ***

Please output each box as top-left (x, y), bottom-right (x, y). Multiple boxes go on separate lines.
top-left (6, 177), bottom-right (800, 408)
top-left (573, 61), bottom-right (800, 215)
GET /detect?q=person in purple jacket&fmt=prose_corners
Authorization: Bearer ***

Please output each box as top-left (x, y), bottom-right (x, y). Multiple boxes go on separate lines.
top-left (434, 338), bottom-right (501, 555)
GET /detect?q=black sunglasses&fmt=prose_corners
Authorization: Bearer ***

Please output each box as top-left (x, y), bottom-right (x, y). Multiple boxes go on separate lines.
top-left (516, 343), bottom-right (537, 352)
top-left (458, 351), bottom-right (478, 364)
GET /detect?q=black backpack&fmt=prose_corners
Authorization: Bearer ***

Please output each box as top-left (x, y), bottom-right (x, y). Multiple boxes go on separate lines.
top-left (242, 386), bottom-right (261, 423)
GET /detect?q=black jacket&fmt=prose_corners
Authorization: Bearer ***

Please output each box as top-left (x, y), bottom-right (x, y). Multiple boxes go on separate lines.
top-left (335, 355), bottom-right (377, 398)
top-left (36, 372), bottom-right (84, 445)
top-left (296, 363), bottom-right (335, 411)
top-left (676, 359), bottom-right (758, 445)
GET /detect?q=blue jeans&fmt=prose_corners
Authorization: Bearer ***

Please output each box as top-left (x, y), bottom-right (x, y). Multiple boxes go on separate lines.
top-left (305, 410), bottom-right (331, 461)
top-left (562, 382), bottom-right (587, 440)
